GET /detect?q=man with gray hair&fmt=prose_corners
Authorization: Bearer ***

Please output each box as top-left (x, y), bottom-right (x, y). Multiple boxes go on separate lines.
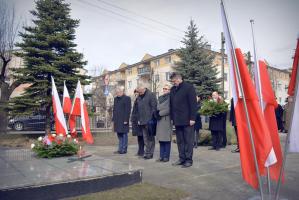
top-left (112, 86), bottom-right (131, 154)
top-left (136, 82), bottom-right (157, 159)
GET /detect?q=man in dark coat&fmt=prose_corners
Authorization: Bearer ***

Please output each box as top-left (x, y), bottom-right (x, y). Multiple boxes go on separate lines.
top-left (137, 83), bottom-right (157, 159)
top-left (112, 86), bottom-right (131, 154)
top-left (275, 103), bottom-right (284, 132)
top-left (194, 95), bottom-right (202, 148)
top-left (209, 92), bottom-right (225, 151)
top-left (131, 89), bottom-right (144, 157)
top-left (230, 98), bottom-right (239, 153)
top-left (170, 73), bottom-right (197, 168)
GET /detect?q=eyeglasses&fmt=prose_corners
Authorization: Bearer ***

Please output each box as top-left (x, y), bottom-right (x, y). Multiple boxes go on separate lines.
top-left (163, 88), bottom-right (169, 90)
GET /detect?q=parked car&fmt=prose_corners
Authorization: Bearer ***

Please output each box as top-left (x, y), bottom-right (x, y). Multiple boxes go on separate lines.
top-left (8, 115), bottom-right (54, 131)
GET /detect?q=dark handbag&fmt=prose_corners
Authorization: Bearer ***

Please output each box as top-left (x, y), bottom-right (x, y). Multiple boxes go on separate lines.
top-left (147, 116), bottom-right (157, 136)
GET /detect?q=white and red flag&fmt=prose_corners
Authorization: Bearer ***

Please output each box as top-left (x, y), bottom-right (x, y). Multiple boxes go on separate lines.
top-left (221, 1), bottom-right (274, 189)
top-left (51, 76), bottom-right (68, 136)
top-left (70, 80), bottom-right (93, 144)
top-left (63, 81), bottom-right (72, 114)
top-left (256, 60), bottom-right (283, 182)
top-left (288, 37), bottom-right (299, 153)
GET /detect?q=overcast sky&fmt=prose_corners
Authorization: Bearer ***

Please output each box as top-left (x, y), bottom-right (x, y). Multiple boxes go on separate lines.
top-left (11, 0), bottom-right (299, 75)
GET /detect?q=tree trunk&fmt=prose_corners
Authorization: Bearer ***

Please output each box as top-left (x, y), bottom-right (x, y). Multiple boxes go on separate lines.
top-left (0, 82), bottom-right (10, 134)
top-left (45, 103), bottom-right (52, 134)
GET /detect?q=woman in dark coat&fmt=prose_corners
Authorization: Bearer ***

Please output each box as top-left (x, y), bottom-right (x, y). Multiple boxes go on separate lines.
top-left (194, 96), bottom-right (202, 148)
top-left (208, 92), bottom-right (225, 151)
top-left (131, 89), bottom-right (144, 157)
top-left (112, 87), bottom-right (131, 154)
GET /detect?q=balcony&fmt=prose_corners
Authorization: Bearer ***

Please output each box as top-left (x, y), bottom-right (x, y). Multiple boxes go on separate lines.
top-left (138, 65), bottom-right (151, 76)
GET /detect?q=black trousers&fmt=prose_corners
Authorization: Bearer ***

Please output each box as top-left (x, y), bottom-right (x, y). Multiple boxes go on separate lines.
top-left (234, 126), bottom-right (239, 149)
top-left (175, 125), bottom-right (194, 164)
top-left (211, 130), bottom-right (222, 150)
top-left (137, 135), bottom-right (144, 156)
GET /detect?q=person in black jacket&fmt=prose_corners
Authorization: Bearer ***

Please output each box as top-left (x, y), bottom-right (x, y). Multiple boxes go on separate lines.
top-left (275, 103), bottom-right (284, 132)
top-left (112, 86), bottom-right (131, 154)
top-left (131, 89), bottom-right (144, 157)
top-left (136, 82), bottom-right (157, 160)
top-left (170, 73), bottom-right (197, 168)
top-left (229, 98), bottom-right (239, 153)
top-left (209, 92), bottom-right (225, 151)
top-left (194, 95), bottom-right (202, 148)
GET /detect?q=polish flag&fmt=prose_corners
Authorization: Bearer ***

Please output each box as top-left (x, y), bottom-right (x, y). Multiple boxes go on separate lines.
top-left (288, 37), bottom-right (299, 153)
top-left (70, 81), bottom-right (93, 144)
top-left (221, 1), bottom-right (274, 189)
top-left (255, 60), bottom-right (283, 182)
top-left (51, 76), bottom-right (68, 136)
top-left (63, 81), bottom-right (72, 114)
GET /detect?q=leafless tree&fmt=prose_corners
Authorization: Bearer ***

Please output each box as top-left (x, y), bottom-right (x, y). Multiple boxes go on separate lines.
top-left (0, 0), bottom-right (21, 133)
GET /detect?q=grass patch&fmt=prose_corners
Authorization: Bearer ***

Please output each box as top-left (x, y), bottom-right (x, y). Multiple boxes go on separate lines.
top-left (64, 182), bottom-right (188, 200)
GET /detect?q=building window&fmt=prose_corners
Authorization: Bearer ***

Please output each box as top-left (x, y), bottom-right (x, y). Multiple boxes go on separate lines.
top-left (165, 56), bottom-right (172, 64)
top-left (166, 72), bottom-right (171, 81)
top-left (128, 81), bottom-right (132, 89)
top-left (154, 60), bottom-right (160, 67)
top-left (127, 68), bottom-right (132, 75)
top-left (155, 74), bottom-right (159, 82)
top-left (224, 91), bottom-right (228, 99)
top-left (224, 73), bottom-right (228, 81)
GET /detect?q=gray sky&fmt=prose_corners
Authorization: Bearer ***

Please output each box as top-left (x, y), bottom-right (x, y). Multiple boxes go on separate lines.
top-left (12, 0), bottom-right (299, 75)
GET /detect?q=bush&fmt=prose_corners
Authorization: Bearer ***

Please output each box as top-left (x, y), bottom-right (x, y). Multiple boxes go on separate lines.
top-left (32, 134), bottom-right (79, 158)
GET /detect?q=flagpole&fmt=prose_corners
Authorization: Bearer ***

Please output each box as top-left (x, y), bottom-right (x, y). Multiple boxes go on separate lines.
top-left (275, 52), bottom-right (299, 200)
top-left (250, 19), bottom-right (272, 196)
top-left (221, 1), bottom-right (264, 199)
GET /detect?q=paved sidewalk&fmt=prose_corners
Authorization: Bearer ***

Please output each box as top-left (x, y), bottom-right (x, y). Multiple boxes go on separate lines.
top-left (86, 134), bottom-right (299, 200)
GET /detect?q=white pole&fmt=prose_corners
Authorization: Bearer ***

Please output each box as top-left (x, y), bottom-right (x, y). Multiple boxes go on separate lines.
top-left (250, 19), bottom-right (272, 197)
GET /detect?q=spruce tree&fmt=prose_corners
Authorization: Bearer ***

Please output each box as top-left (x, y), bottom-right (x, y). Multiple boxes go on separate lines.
top-left (175, 20), bottom-right (220, 98)
top-left (11, 0), bottom-right (89, 133)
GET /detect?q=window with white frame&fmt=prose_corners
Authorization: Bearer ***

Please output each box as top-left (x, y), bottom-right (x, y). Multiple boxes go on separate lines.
top-left (165, 72), bottom-right (171, 81)
top-left (165, 56), bottom-right (172, 64)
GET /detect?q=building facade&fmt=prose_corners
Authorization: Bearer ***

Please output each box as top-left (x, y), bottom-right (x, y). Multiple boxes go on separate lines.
top-left (92, 48), bottom-right (290, 107)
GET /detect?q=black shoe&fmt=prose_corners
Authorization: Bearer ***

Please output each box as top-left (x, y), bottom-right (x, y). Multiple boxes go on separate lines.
top-left (231, 148), bottom-right (240, 153)
top-left (119, 151), bottom-right (126, 154)
top-left (215, 148), bottom-right (220, 151)
top-left (181, 162), bottom-right (192, 168)
top-left (144, 155), bottom-right (153, 160)
top-left (162, 158), bottom-right (169, 162)
top-left (208, 147), bottom-right (216, 150)
top-left (113, 151), bottom-right (121, 154)
top-left (172, 160), bottom-right (185, 166)
top-left (156, 158), bottom-right (163, 162)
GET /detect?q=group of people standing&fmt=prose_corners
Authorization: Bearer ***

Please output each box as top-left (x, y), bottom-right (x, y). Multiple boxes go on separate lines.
top-left (112, 72), bottom-right (233, 168)
top-left (112, 72), bottom-right (199, 168)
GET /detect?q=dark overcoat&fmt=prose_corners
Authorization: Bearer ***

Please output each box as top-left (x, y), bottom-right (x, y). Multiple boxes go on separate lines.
top-left (131, 99), bottom-right (142, 136)
top-left (137, 89), bottom-right (157, 125)
top-left (170, 81), bottom-right (197, 126)
top-left (112, 95), bottom-right (131, 133)
top-left (229, 98), bottom-right (237, 127)
top-left (209, 113), bottom-right (225, 131)
top-left (194, 102), bottom-right (202, 131)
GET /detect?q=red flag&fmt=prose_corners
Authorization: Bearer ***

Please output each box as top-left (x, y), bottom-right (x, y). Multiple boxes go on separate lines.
top-left (70, 81), bottom-right (93, 144)
top-left (63, 81), bottom-right (72, 114)
top-left (288, 38), bottom-right (299, 96)
top-left (259, 60), bottom-right (284, 182)
top-left (221, 2), bottom-right (274, 189)
top-left (51, 77), bottom-right (68, 136)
